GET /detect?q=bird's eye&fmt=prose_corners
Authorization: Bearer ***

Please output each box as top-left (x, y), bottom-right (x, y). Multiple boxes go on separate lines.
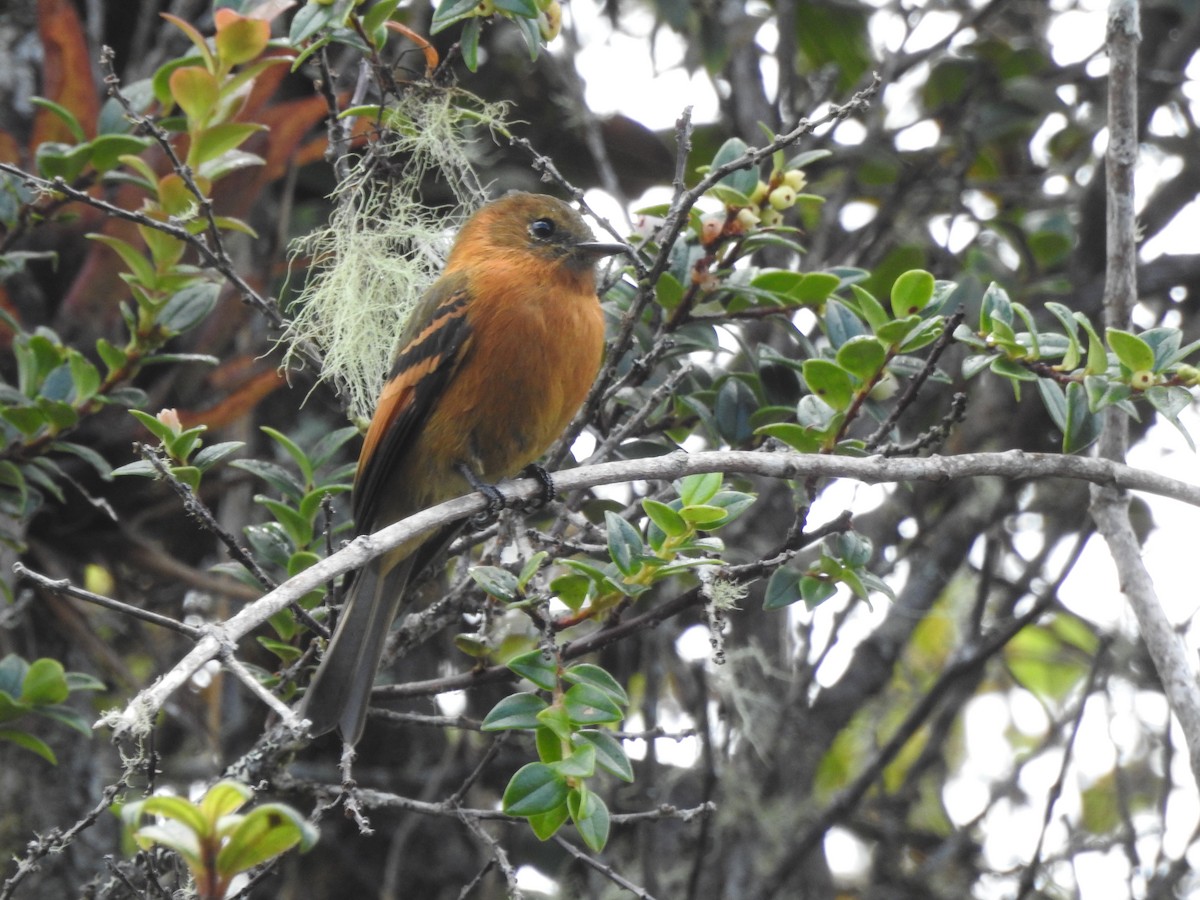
top-left (529, 218), bottom-right (556, 240)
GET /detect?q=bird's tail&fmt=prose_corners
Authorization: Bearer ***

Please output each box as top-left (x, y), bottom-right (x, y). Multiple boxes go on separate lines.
top-left (302, 548), bottom-right (416, 743)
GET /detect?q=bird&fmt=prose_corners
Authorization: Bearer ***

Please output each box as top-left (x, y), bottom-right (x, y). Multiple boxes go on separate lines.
top-left (302, 192), bottom-right (626, 743)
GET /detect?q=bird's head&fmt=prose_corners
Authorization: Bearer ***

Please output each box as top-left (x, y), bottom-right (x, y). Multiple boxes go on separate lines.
top-left (448, 192), bottom-right (627, 276)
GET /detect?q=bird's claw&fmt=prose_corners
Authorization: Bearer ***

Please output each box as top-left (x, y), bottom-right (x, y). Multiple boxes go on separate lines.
top-left (458, 463), bottom-right (506, 526)
top-left (519, 463), bottom-right (556, 511)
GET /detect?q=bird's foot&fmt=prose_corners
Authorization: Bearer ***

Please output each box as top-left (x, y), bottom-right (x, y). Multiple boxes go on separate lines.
top-left (457, 463), bottom-right (506, 526)
top-left (519, 463), bottom-right (556, 511)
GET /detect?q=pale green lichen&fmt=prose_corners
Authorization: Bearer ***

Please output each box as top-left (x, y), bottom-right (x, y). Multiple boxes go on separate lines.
top-left (281, 88), bottom-right (510, 421)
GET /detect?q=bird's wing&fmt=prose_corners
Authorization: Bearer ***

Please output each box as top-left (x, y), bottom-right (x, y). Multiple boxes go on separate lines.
top-left (352, 272), bottom-right (474, 530)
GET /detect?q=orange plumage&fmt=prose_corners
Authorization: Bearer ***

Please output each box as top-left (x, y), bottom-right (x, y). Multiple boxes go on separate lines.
top-left (302, 193), bottom-right (624, 743)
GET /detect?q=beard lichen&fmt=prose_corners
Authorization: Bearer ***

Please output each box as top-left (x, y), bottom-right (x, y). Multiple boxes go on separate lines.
top-left (281, 87), bottom-right (509, 422)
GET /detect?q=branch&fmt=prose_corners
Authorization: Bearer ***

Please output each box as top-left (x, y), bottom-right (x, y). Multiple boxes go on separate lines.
top-left (93, 448), bottom-right (1200, 738)
top-left (1085, 0), bottom-right (1200, 789)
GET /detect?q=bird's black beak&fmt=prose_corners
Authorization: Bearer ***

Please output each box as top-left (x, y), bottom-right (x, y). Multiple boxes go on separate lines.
top-left (576, 240), bottom-right (629, 258)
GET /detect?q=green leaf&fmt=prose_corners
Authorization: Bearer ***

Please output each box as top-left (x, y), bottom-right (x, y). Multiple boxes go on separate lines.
top-left (801, 576), bottom-right (838, 608)
top-left (517, 551), bottom-right (548, 589)
top-left (835, 335), bottom-right (887, 380)
top-left (562, 664), bottom-right (628, 706)
top-left (848, 285), bottom-right (890, 333)
top-left (823, 298), bottom-right (868, 347)
top-left (890, 269), bottom-right (935, 316)
top-left (216, 803), bottom-right (318, 875)
top-left (502, 762), bottom-right (569, 817)
top-left (159, 282), bottom-right (220, 334)
top-left (527, 803), bottom-right (570, 840)
top-left (481, 692), bottom-right (548, 731)
top-left (710, 137), bottom-right (758, 200)
top-left (89, 234), bottom-right (156, 287)
top-left (1106, 328), bottom-right (1155, 373)
top-left (715, 376), bottom-right (758, 444)
top-left (756, 422), bottom-right (823, 453)
top-left (431, 0), bottom-right (481, 33)
top-left (578, 730), bottom-right (634, 782)
top-left (763, 569), bottom-right (802, 610)
top-left (1146, 385), bottom-right (1192, 421)
top-left (0, 728), bottom-right (57, 764)
top-left (1062, 381), bottom-right (1101, 454)
top-left (802, 359), bottom-right (854, 410)
top-left (191, 122), bottom-right (265, 166)
top-left (199, 780), bottom-right (253, 822)
top-left (193, 441), bottom-right (244, 471)
top-left (131, 794), bottom-right (209, 836)
top-left (459, 17), bottom-right (482, 70)
top-left (261, 426), bottom-right (314, 486)
top-left (642, 499), bottom-right (687, 538)
top-left (979, 281), bottom-right (1013, 332)
top-left (569, 786), bottom-right (611, 851)
top-left (495, 0), bottom-right (538, 16)
top-left (507, 650), bottom-right (558, 692)
top-left (169, 66), bottom-right (219, 124)
top-left (551, 742), bottom-right (596, 778)
top-left (563, 682), bottom-right (624, 726)
top-left (678, 472), bottom-right (722, 506)
top-left (31, 97), bottom-right (87, 142)
top-left (605, 510), bottom-right (644, 577)
top-left (470, 565), bottom-right (521, 602)
top-left (655, 271), bottom-right (684, 311)
top-left (87, 135), bottom-right (154, 173)
top-left (256, 496), bottom-right (313, 548)
top-left (21, 658), bottom-right (70, 705)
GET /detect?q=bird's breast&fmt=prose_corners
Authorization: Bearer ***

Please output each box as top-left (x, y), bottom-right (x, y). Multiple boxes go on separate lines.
top-left (453, 263), bottom-right (605, 478)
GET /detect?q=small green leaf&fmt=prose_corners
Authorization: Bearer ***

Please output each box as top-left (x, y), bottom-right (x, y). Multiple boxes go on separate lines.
top-left (470, 565), bottom-right (521, 602)
top-left (800, 576), bottom-right (837, 608)
top-left (0, 728), bottom-right (57, 764)
top-left (835, 335), bottom-right (888, 380)
top-left (191, 122), bottom-right (266, 166)
top-left (507, 650), bottom-right (558, 692)
top-left (261, 426), bottom-right (315, 486)
top-left (256, 497), bottom-right (312, 548)
top-left (502, 762), bottom-right (569, 817)
top-left (551, 742), bottom-right (596, 778)
top-left (168, 66), bottom-right (219, 124)
top-left (677, 472), bottom-right (722, 506)
top-left (710, 136), bottom-right (758, 199)
top-left (481, 692), bottom-right (548, 731)
top-left (431, 0), bottom-right (482, 33)
top-left (890, 269), bottom-right (935, 316)
top-left (802, 359), bottom-right (854, 410)
top-left (578, 730), bottom-right (634, 782)
top-left (562, 664), bottom-right (628, 706)
top-left (1106, 328), bottom-right (1155, 373)
top-left (21, 658), bottom-right (69, 705)
top-left (159, 282), bottom-right (220, 334)
top-left (562, 682), bottom-right (624, 726)
top-left (31, 97), bottom-right (87, 142)
top-left (763, 569), bottom-right (802, 610)
top-left (605, 511), bottom-right (644, 577)
top-left (756, 421), bottom-right (823, 452)
top-left (848, 285), bottom-right (891, 333)
top-left (642, 499), bottom-right (687, 537)
top-left (199, 780), bottom-right (253, 822)
top-left (215, 803), bottom-right (318, 875)
top-left (527, 803), bottom-right (569, 840)
top-left (569, 787), bottom-right (611, 852)
top-left (1062, 381), bottom-right (1102, 454)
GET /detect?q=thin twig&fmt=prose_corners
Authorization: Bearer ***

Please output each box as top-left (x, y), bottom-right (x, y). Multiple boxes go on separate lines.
top-left (13, 562), bottom-right (200, 637)
top-left (554, 835), bottom-right (660, 900)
